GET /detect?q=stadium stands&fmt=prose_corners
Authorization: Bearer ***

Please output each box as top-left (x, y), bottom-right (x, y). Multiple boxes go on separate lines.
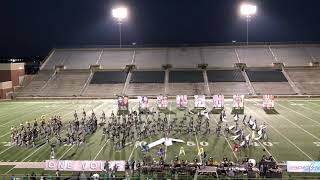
top-left (246, 69), bottom-right (288, 82)
top-left (209, 82), bottom-right (250, 95)
top-left (202, 47), bottom-right (238, 67)
top-left (246, 69), bottom-right (295, 95)
top-left (207, 70), bottom-right (245, 82)
top-left (169, 70), bottom-right (204, 83)
top-left (252, 82), bottom-right (296, 95)
top-left (62, 50), bottom-right (100, 69)
top-left (271, 46), bottom-right (312, 66)
top-left (90, 71), bottom-right (127, 84)
top-left (17, 70), bottom-right (54, 97)
top-left (134, 49), bottom-right (167, 69)
top-left (81, 71), bottom-right (127, 97)
top-left (99, 49), bottom-right (133, 69)
top-left (285, 68), bottom-right (320, 94)
top-left (16, 44), bottom-right (320, 97)
top-left (40, 70), bottom-right (90, 97)
top-left (167, 48), bottom-right (201, 68)
top-left (305, 46), bottom-right (320, 61)
top-left (126, 71), bottom-right (165, 96)
top-left (168, 70), bottom-right (205, 95)
top-left (207, 69), bottom-right (249, 95)
top-left (236, 47), bottom-right (274, 67)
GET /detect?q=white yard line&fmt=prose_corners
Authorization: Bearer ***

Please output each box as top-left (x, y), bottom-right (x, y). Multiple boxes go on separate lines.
top-left (206, 103), bottom-right (239, 161)
top-left (288, 101), bottom-right (320, 115)
top-left (0, 146), bottom-right (14, 155)
top-left (128, 141), bottom-right (137, 161)
top-left (5, 144), bottom-right (45, 174)
top-left (194, 134), bottom-right (202, 162)
top-left (275, 101), bottom-right (320, 126)
top-left (164, 101), bottom-right (172, 161)
top-left (308, 101), bottom-right (320, 107)
top-left (0, 104), bottom-right (68, 127)
top-left (127, 102), bottom-right (139, 161)
top-left (94, 140), bottom-right (109, 160)
top-left (211, 115), bottom-right (239, 161)
top-left (59, 145), bottom-right (75, 160)
top-left (246, 105), bottom-right (314, 161)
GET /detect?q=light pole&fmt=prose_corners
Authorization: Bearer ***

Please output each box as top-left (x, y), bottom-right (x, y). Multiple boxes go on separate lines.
top-left (112, 7), bottom-right (128, 48)
top-left (240, 3), bottom-right (257, 45)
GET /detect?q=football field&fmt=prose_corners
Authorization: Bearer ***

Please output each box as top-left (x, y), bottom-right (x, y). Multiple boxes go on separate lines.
top-left (0, 98), bottom-right (320, 177)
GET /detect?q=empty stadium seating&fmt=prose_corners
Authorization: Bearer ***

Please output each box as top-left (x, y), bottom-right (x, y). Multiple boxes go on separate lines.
top-left (207, 70), bottom-right (245, 82)
top-left (130, 71), bottom-right (165, 83)
top-left (134, 49), bottom-right (167, 69)
top-left (252, 82), bottom-right (296, 95)
top-left (168, 83), bottom-right (206, 95)
top-left (90, 71), bottom-right (127, 84)
top-left (83, 84), bottom-right (124, 97)
top-left (236, 47), bottom-right (274, 67)
top-left (271, 47), bottom-right (312, 66)
top-left (39, 70), bottom-right (90, 97)
top-left (17, 44), bottom-right (320, 98)
top-left (285, 68), bottom-right (320, 94)
top-left (126, 71), bottom-right (165, 96)
top-left (246, 69), bottom-right (288, 82)
top-left (169, 70), bottom-right (204, 83)
top-left (17, 70), bottom-right (54, 97)
top-left (99, 49), bottom-right (133, 69)
top-left (202, 47), bottom-right (238, 67)
top-left (209, 82), bottom-right (250, 95)
top-left (168, 48), bottom-right (201, 68)
top-left (126, 83), bottom-right (165, 96)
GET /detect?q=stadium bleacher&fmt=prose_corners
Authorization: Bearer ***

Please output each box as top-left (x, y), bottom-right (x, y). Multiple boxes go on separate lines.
top-left (236, 47), bottom-right (274, 67)
top-left (16, 44), bottom-right (320, 97)
top-left (168, 70), bottom-right (205, 95)
top-left (90, 71), bottom-right (127, 84)
top-left (206, 69), bottom-right (249, 95)
top-left (271, 46), bottom-right (312, 66)
top-left (40, 70), bottom-right (90, 97)
top-left (134, 49), bottom-right (167, 69)
top-left (207, 69), bottom-right (245, 82)
top-left (17, 70), bottom-right (54, 97)
top-left (126, 71), bottom-right (165, 96)
top-left (246, 69), bottom-right (295, 95)
top-left (100, 49), bottom-right (133, 69)
top-left (168, 48), bottom-right (201, 68)
top-left (285, 67), bottom-right (320, 94)
top-left (202, 47), bottom-right (238, 67)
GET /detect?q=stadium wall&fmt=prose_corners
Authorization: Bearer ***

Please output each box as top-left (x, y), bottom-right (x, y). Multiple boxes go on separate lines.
top-left (0, 63), bottom-right (25, 86)
top-left (0, 81), bottom-right (12, 99)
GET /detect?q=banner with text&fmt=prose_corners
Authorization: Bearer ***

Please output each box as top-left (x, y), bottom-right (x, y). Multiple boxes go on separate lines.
top-left (45, 160), bottom-right (126, 172)
top-left (287, 161), bottom-right (320, 173)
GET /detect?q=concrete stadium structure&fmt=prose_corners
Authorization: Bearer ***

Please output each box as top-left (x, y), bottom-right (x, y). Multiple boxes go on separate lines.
top-left (15, 44), bottom-right (320, 98)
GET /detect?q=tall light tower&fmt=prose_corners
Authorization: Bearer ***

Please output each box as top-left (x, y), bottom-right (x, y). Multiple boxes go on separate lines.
top-left (112, 7), bottom-right (128, 48)
top-left (240, 3), bottom-right (257, 45)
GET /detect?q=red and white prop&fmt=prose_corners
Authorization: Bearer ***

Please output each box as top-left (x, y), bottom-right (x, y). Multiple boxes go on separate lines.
top-left (138, 96), bottom-right (149, 110)
top-left (233, 95), bottom-right (244, 109)
top-left (176, 95), bottom-right (188, 109)
top-left (157, 95), bottom-right (168, 109)
top-left (262, 95), bottom-right (275, 109)
top-left (213, 95), bottom-right (224, 108)
top-left (118, 96), bottom-right (129, 111)
top-left (194, 95), bottom-right (206, 109)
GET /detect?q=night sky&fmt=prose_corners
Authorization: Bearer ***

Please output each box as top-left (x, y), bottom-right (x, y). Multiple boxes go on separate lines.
top-left (3, 0), bottom-right (320, 56)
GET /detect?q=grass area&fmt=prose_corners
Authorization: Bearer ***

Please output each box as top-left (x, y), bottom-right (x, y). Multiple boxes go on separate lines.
top-left (0, 98), bottom-right (319, 178)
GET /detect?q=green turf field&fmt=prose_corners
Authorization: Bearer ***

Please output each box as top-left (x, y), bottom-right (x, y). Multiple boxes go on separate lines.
top-left (0, 98), bottom-right (320, 177)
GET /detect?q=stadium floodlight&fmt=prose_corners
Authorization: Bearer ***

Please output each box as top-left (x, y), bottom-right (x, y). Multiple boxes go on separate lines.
top-left (112, 7), bottom-right (128, 48)
top-left (240, 3), bottom-right (257, 45)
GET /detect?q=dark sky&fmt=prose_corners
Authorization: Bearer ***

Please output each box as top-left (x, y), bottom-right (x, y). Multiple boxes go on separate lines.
top-left (2, 0), bottom-right (320, 56)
